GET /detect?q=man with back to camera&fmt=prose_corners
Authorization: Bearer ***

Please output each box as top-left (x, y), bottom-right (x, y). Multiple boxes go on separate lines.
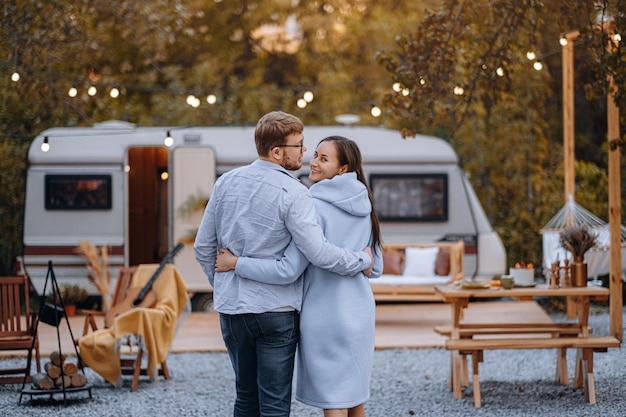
top-left (194, 110), bottom-right (374, 417)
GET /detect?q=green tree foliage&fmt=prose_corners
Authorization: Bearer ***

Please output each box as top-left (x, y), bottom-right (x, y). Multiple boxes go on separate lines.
top-left (0, 0), bottom-right (433, 274)
top-left (376, 0), bottom-right (625, 267)
top-left (0, 140), bottom-right (29, 274)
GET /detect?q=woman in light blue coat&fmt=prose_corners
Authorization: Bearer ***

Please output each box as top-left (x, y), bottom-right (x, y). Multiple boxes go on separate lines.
top-left (216, 136), bottom-right (383, 417)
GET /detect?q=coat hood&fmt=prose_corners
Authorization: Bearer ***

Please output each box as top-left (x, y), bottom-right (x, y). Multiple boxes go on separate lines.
top-left (309, 172), bottom-right (371, 217)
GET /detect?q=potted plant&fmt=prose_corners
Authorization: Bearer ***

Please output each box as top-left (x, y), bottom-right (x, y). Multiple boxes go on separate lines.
top-left (559, 225), bottom-right (598, 286)
top-left (176, 192), bottom-right (210, 244)
top-left (48, 284), bottom-right (89, 317)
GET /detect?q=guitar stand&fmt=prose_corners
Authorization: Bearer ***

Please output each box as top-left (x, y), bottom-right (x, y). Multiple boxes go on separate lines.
top-left (19, 261), bottom-right (92, 405)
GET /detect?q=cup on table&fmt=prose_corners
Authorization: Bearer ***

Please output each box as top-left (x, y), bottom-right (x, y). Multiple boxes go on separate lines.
top-left (500, 275), bottom-right (514, 289)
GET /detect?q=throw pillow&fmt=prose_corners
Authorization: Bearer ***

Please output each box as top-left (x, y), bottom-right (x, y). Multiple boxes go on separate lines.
top-left (382, 251), bottom-right (404, 275)
top-left (403, 246), bottom-right (439, 277)
top-left (435, 248), bottom-right (451, 276)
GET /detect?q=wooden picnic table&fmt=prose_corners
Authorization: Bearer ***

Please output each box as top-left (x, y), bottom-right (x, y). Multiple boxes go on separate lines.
top-left (434, 282), bottom-right (619, 408)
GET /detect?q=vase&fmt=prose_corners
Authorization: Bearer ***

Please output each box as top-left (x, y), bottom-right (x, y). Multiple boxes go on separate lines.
top-left (571, 258), bottom-right (588, 287)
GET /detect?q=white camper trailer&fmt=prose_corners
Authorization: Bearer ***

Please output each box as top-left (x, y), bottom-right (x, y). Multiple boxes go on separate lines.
top-left (22, 121), bottom-right (506, 310)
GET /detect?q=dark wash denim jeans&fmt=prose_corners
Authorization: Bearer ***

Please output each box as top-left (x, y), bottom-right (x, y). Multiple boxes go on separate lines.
top-left (220, 311), bottom-right (300, 417)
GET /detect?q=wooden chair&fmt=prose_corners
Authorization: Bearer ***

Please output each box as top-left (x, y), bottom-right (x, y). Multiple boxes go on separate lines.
top-left (0, 276), bottom-right (41, 384)
top-left (79, 266), bottom-right (170, 391)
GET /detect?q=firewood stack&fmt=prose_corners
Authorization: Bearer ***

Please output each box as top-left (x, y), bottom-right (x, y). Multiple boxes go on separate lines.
top-left (32, 351), bottom-right (87, 390)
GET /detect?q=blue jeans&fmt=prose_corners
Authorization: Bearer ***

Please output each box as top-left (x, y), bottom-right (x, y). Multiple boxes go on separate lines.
top-left (220, 311), bottom-right (299, 417)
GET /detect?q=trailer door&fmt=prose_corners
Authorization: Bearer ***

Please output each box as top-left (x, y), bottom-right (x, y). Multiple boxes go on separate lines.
top-left (172, 147), bottom-right (216, 295)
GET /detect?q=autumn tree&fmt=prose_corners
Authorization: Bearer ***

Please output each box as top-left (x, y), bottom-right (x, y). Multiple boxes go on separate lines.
top-left (376, 0), bottom-right (625, 267)
top-left (0, 0), bottom-right (432, 274)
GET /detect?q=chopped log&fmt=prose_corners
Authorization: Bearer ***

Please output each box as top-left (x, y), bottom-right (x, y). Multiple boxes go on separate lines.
top-left (70, 373), bottom-right (87, 388)
top-left (62, 361), bottom-right (78, 375)
top-left (55, 375), bottom-right (72, 388)
top-left (50, 351), bottom-right (66, 366)
top-left (44, 362), bottom-right (61, 379)
top-left (32, 373), bottom-right (55, 390)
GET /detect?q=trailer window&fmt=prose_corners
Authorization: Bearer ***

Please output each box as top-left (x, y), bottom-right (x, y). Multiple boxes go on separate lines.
top-left (45, 175), bottom-right (112, 210)
top-left (370, 174), bottom-right (448, 222)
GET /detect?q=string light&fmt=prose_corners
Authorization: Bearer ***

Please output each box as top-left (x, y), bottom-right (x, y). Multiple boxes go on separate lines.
top-left (186, 95), bottom-right (200, 107)
top-left (41, 136), bottom-right (50, 152)
top-left (0, 38), bottom-right (578, 118)
top-left (164, 130), bottom-right (173, 147)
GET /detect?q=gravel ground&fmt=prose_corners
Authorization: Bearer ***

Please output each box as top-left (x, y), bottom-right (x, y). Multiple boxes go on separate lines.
top-left (1, 306), bottom-right (624, 417)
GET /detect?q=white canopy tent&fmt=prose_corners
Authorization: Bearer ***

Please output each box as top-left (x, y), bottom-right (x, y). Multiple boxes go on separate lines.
top-left (541, 197), bottom-right (626, 280)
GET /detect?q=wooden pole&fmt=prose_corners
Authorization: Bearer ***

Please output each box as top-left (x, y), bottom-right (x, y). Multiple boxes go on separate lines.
top-left (562, 31), bottom-right (579, 319)
top-left (607, 75), bottom-right (623, 341)
top-left (562, 31), bottom-right (578, 208)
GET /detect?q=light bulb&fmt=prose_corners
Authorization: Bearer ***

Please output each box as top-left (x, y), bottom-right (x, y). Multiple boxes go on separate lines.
top-left (41, 137), bottom-right (50, 152)
top-left (303, 91), bottom-right (314, 102)
top-left (370, 106), bottom-right (382, 117)
top-left (164, 131), bottom-right (174, 147)
top-left (559, 37), bottom-right (568, 46)
top-left (11, 72), bottom-right (20, 82)
top-left (110, 88), bottom-right (120, 98)
top-left (206, 94), bottom-right (217, 104)
top-left (526, 51), bottom-right (536, 60)
top-left (88, 86), bottom-right (97, 96)
top-left (533, 61), bottom-right (543, 71)
top-left (68, 87), bottom-right (78, 97)
top-left (297, 98), bottom-right (307, 108)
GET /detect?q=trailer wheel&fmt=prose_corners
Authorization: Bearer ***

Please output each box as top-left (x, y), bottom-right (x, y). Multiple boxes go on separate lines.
top-left (191, 293), bottom-right (214, 312)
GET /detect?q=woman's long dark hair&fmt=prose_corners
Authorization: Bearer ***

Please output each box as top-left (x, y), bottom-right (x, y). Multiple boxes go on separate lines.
top-left (318, 136), bottom-right (382, 252)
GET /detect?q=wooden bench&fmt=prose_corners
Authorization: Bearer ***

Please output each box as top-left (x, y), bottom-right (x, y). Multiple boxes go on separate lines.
top-left (444, 335), bottom-right (621, 408)
top-left (435, 323), bottom-right (589, 393)
top-left (370, 240), bottom-right (465, 302)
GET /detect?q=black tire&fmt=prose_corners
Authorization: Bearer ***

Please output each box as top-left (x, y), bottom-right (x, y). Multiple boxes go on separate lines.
top-left (191, 292), bottom-right (214, 312)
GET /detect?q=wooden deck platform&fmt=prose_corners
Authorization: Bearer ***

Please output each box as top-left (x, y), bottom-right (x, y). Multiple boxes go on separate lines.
top-left (2, 300), bottom-right (553, 357)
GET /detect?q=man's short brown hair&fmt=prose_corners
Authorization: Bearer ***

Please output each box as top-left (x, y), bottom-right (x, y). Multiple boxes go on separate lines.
top-left (254, 111), bottom-right (304, 156)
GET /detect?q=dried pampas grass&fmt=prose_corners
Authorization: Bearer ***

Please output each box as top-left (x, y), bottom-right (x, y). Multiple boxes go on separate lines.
top-left (559, 225), bottom-right (598, 259)
top-left (74, 241), bottom-right (112, 310)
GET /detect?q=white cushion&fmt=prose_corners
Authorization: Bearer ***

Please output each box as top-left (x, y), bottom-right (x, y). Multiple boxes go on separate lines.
top-left (403, 247), bottom-right (439, 277)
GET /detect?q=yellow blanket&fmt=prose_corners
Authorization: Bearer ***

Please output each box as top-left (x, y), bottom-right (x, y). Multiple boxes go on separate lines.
top-left (77, 263), bottom-right (188, 386)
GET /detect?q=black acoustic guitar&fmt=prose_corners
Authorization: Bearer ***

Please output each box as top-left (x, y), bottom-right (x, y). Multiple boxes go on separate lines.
top-left (105, 243), bottom-right (184, 327)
